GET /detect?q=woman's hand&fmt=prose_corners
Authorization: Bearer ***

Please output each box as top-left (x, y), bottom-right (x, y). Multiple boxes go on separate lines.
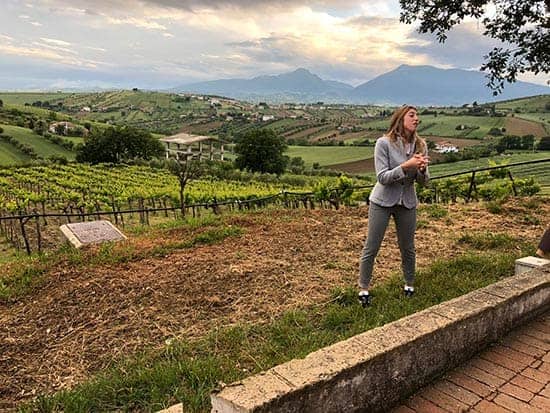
top-left (401, 153), bottom-right (429, 171)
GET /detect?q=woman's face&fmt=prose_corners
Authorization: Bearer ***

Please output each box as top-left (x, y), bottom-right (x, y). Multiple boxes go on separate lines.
top-left (402, 108), bottom-right (419, 135)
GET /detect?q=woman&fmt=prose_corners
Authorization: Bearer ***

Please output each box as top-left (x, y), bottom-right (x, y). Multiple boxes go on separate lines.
top-left (358, 105), bottom-right (429, 307)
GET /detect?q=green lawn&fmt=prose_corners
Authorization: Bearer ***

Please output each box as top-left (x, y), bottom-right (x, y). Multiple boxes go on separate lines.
top-left (0, 92), bottom-right (72, 105)
top-left (0, 140), bottom-right (31, 165)
top-left (63, 136), bottom-right (85, 146)
top-left (495, 95), bottom-right (550, 113)
top-left (286, 145), bottom-right (375, 166)
top-left (1, 124), bottom-right (75, 159)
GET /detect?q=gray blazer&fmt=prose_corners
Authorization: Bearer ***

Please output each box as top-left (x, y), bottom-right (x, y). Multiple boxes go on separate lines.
top-left (368, 135), bottom-right (429, 209)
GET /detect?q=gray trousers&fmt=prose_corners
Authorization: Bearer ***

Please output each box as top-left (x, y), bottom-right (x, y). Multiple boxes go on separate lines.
top-left (359, 202), bottom-right (417, 289)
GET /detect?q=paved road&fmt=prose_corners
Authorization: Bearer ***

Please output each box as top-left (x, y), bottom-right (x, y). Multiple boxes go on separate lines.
top-left (392, 311), bottom-right (550, 412)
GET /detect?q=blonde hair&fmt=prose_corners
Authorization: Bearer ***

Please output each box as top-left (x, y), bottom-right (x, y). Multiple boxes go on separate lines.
top-left (385, 105), bottom-right (426, 154)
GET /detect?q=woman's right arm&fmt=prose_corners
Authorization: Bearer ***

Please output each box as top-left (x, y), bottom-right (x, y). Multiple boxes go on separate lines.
top-left (375, 139), bottom-right (406, 185)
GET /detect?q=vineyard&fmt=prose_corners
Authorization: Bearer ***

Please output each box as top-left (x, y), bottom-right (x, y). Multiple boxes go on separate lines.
top-left (0, 163), bottom-right (351, 253)
top-left (0, 158), bottom-right (547, 255)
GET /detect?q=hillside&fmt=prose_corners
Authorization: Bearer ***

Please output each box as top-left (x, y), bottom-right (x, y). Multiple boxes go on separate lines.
top-left (0, 124), bottom-right (75, 160)
top-left (1, 198), bottom-right (548, 410)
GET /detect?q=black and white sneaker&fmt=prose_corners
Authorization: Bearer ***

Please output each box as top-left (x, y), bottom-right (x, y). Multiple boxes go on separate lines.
top-left (358, 291), bottom-right (372, 308)
top-left (404, 286), bottom-right (415, 298)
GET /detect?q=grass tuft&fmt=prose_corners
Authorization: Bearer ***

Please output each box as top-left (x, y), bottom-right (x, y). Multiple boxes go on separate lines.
top-left (457, 232), bottom-right (517, 250)
top-left (420, 204), bottom-right (449, 219)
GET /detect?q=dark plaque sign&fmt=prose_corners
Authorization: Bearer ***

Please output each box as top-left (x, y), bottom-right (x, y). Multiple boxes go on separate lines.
top-left (60, 220), bottom-right (127, 248)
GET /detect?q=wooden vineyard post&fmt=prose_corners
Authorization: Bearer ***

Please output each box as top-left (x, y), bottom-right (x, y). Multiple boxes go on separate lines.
top-left (507, 170), bottom-right (518, 196)
top-left (466, 172), bottom-right (476, 203)
top-left (19, 215), bottom-right (31, 255)
top-left (33, 210), bottom-right (42, 253)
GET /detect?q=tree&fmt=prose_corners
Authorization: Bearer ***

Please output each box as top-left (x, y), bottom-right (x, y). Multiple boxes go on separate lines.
top-left (399, 1), bottom-right (549, 93)
top-left (538, 136), bottom-right (550, 151)
top-left (167, 158), bottom-right (205, 216)
top-left (76, 126), bottom-right (164, 164)
top-left (0, 99), bottom-right (3, 108)
top-left (520, 134), bottom-right (535, 150)
top-left (234, 129), bottom-right (288, 174)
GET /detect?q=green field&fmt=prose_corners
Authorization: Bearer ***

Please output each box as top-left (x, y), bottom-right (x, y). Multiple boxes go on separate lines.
top-left (361, 114), bottom-right (505, 139)
top-left (0, 92), bottom-right (73, 105)
top-left (286, 145), bottom-right (375, 166)
top-left (0, 124), bottom-right (75, 159)
top-left (495, 95), bottom-right (550, 113)
top-left (420, 115), bottom-right (504, 138)
top-left (0, 141), bottom-right (31, 165)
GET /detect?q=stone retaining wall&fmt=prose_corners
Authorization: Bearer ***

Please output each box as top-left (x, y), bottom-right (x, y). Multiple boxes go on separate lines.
top-left (210, 265), bottom-right (550, 413)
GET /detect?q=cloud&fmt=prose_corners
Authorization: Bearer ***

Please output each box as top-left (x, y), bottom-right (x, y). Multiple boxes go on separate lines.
top-left (403, 22), bottom-right (504, 69)
top-left (42, 0), bottom-right (366, 13)
top-left (0, 43), bottom-right (107, 69)
top-left (40, 37), bottom-right (72, 47)
top-left (106, 16), bottom-right (167, 30)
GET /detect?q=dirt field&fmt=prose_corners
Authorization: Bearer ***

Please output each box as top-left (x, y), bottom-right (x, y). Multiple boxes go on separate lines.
top-left (1, 199), bottom-right (548, 408)
top-left (505, 116), bottom-right (547, 138)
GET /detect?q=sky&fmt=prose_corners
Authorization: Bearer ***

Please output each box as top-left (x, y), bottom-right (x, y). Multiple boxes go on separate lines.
top-left (0, 0), bottom-right (547, 91)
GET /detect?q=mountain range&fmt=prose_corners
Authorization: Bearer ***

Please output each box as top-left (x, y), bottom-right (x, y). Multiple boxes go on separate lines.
top-left (178, 65), bottom-right (549, 106)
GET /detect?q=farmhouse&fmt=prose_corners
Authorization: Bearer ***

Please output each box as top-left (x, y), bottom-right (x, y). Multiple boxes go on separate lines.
top-left (48, 121), bottom-right (88, 136)
top-left (159, 133), bottom-right (225, 161)
top-left (434, 141), bottom-right (459, 153)
top-left (262, 115), bottom-right (275, 122)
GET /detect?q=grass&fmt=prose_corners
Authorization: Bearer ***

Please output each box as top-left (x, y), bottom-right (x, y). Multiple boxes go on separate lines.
top-left (286, 145), bottom-right (375, 166)
top-left (495, 95), bottom-right (550, 113)
top-left (0, 92), bottom-right (73, 105)
top-left (419, 204), bottom-right (448, 219)
top-left (457, 232), bottom-right (516, 250)
top-left (362, 115), bottom-right (505, 139)
top-left (0, 124), bottom-right (75, 159)
top-left (0, 222), bottom-right (243, 302)
top-left (23, 246), bottom-right (529, 413)
top-left (419, 115), bottom-right (505, 138)
top-left (0, 140), bottom-right (31, 165)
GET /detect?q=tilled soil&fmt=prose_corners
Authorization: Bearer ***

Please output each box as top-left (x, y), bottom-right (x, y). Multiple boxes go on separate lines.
top-left (1, 200), bottom-right (548, 408)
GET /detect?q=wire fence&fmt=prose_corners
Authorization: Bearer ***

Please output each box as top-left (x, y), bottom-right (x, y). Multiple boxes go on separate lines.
top-left (1, 158), bottom-right (548, 254)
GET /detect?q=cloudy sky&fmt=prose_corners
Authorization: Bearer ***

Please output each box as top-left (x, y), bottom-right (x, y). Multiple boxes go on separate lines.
top-left (0, 0), bottom-right (547, 90)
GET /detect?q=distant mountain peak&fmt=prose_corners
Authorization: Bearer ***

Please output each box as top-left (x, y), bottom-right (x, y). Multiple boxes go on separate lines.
top-left (292, 68), bottom-right (312, 74)
top-left (178, 64), bottom-right (548, 105)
